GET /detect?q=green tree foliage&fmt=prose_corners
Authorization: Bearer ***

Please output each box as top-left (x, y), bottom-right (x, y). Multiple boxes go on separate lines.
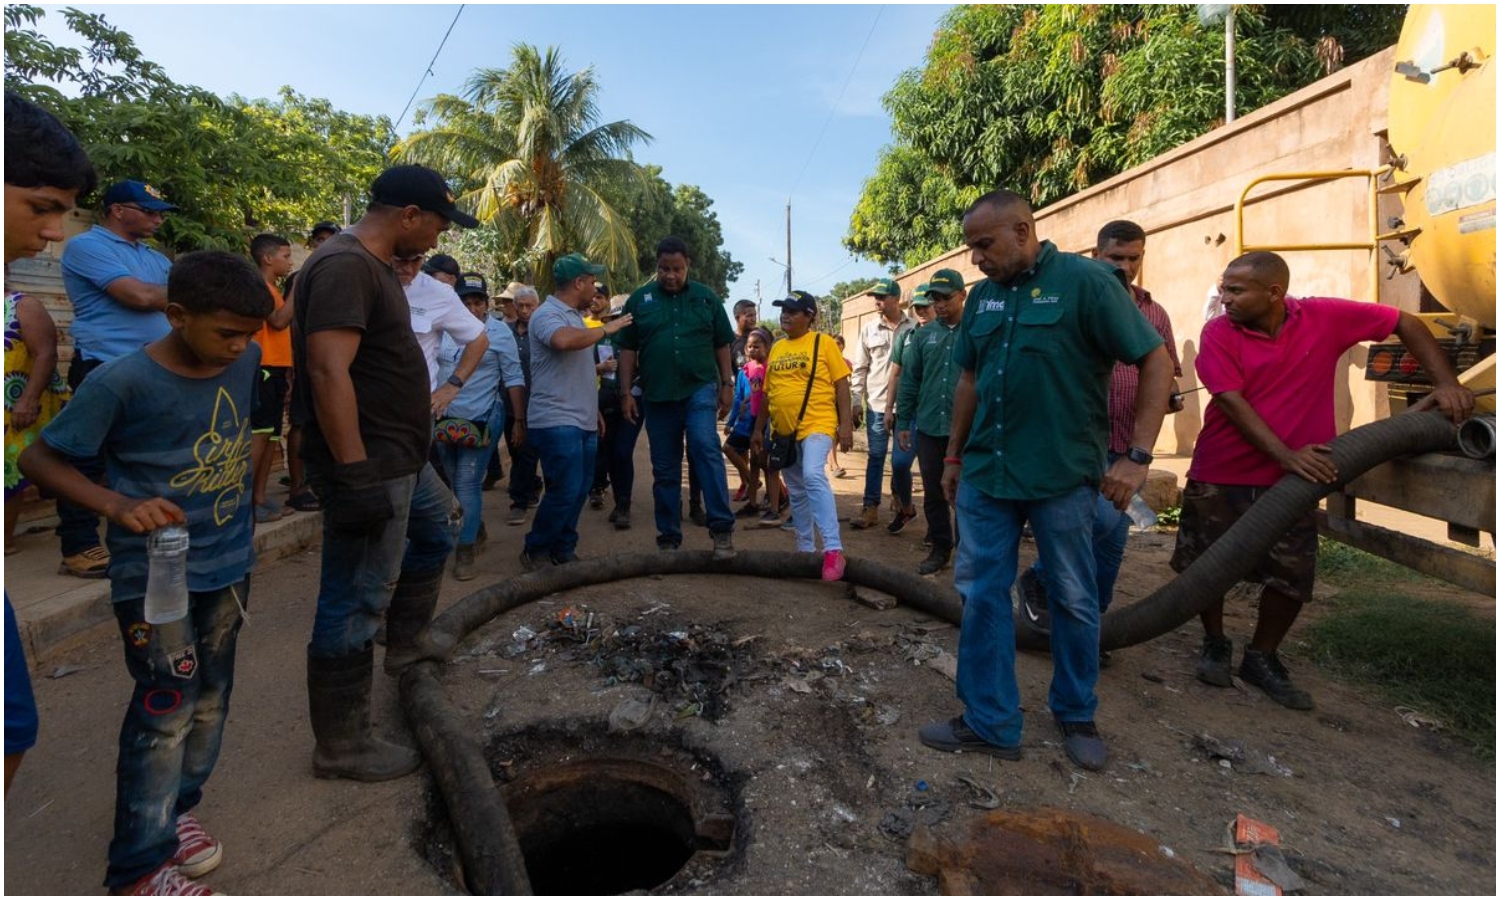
top-left (4, 6), bottom-right (393, 252)
top-left (611, 165), bottom-right (743, 297)
top-left (394, 45), bottom-right (650, 295)
top-left (845, 4), bottom-right (1407, 268)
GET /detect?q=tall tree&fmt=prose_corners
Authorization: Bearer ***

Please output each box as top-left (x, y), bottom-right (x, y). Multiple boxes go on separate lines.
top-left (845, 4), bottom-right (1407, 268)
top-left (394, 45), bottom-right (650, 294)
top-left (611, 165), bottom-right (743, 296)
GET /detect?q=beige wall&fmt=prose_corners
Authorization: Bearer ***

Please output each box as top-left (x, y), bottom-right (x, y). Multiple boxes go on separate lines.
top-left (841, 48), bottom-right (1416, 457)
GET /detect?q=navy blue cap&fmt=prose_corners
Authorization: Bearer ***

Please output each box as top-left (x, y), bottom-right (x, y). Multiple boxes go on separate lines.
top-left (101, 180), bottom-right (178, 212)
top-left (773, 290), bottom-right (819, 314)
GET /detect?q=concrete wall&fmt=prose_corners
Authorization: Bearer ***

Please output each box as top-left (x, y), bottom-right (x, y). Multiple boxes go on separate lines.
top-left (841, 48), bottom-right (1415, 457)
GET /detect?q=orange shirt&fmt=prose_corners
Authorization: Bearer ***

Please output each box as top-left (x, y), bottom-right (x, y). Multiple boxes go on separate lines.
top-left (253, 282), bottom-right (292, 367)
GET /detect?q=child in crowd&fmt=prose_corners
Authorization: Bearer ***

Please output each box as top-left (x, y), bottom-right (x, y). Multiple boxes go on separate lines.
top-left (20, 250), bottom-right (272, 896)
top-left (753, 292), bottom-right (854, 579)
top-left (828, 334), bottom-right (849, 478)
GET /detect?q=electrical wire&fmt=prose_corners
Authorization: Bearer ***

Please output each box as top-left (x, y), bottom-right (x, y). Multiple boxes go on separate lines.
top-left (788, 5), bottom-right (884, 199)
top-left (395, 4), bottom-right (466, 131)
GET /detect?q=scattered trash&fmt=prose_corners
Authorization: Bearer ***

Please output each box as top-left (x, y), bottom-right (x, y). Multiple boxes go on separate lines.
top-left (1228, 814), bottom-right (1305, 895)
top-left (528, 661), bottom-right (547, 675)
top-left (874, 706), bottom-right (902, 726)
top-left (784, 676), bottom-right (813, 694)
top-left (1193, 732), bottom-right (1291, 776)
top-left (1395, 706), bottom-right (1442, 731)
top-left (954, 775), bottom-right (1001, 809)
top-left (607, 694), bottom-right (656, 732)
top-left (924, 650), bottom-right (958, 682)
top-left (1385, 816), bottom-right (1402, 829)
top-left (1159, 845), bottom-right (1176, 859)
top-left (48, 664), bottom-right (84, 679)
top-left (914, 780), bottom-right (929, 792)
top-left (1141, 671), bottom-right (1165, 684)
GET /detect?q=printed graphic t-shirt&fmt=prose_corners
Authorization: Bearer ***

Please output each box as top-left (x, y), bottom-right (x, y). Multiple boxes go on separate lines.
top-left (764, 332), bottom-right (851, 440)
top-left (41, 347), bottom-right (261, 602)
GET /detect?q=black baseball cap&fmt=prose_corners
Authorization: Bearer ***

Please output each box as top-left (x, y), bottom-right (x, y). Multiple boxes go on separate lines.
top-left (773, 290), bottom-right (819, 314)
top-left (457, 272), bottom-right (489, 298)
top-left (369, 165), bottom-right (478, 228)
top-left (310, 221), bottom-right (341, 239)
top-left (422, 254), bottom-right (462, 279)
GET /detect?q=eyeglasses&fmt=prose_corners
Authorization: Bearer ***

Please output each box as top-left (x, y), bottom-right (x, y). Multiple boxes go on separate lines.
top-left (392, 255), bottom-right (424, 264)
top-left (118, 204), bottom-right (166, 217)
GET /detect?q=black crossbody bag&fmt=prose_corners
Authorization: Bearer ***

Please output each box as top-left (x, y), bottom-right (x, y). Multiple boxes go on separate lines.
top-left (766, 334), bottom-right (820, 471)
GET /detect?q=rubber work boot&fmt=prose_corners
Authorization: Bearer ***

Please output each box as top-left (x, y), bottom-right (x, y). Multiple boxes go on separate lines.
top-left (451, 543), bottom-right (477, 582)
top-left (306, 646), bottom-right (421, 782)
top-left (383, 567), bottom-right (444, 675)
top-left (849, 505), bottom-right (880, 530)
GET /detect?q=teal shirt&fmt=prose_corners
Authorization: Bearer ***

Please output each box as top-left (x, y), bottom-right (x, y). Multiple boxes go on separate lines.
top-left (954, 241), bottom-right (1162, 500)
top-left (895, 319), bottom-right (962, 437)
top-left (618, 279), bottom-right (735, 402)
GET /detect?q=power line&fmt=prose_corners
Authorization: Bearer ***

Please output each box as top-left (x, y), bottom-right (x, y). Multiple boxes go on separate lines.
top-left (395, 4), bottom-right (466, 131)
top-left (788, 5), bottom-right (884, 199)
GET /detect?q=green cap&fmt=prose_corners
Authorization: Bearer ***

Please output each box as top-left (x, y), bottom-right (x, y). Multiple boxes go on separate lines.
top-left (866, 277), bottom-right (901, 298)
top-left (910, 283), bottom-right (933, 307)
top-left (926, 268), bottom-right (965, 296)
top-left (552, 252), bottom-right (606, 283)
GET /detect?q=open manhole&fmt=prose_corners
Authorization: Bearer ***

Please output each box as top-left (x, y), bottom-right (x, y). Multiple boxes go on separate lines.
top-left (421, 726), bottom-right (743, 895)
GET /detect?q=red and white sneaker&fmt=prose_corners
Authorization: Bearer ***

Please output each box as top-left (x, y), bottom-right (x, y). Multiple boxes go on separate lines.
top-left (821, 550), bottom-right (847, 582)
top-left (112, 861), bottom-right (215, 896)
top-left (173, 812), bottom-right (223, 878)
top-left (732, 483), bottom-right (748, 502)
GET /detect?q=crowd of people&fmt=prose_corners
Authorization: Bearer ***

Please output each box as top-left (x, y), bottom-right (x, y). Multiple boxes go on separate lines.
top-left (3, 88), bottom-right (1479, 896)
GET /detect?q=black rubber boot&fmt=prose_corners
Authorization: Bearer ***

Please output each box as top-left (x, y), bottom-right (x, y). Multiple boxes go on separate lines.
top-left (307, 647), bottom-right (421, 781)
top-left (383, 567), bottom-right (444, 675)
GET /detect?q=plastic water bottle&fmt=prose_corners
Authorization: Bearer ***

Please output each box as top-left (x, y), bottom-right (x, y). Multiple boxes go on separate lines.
top-left (144, 526), bottom-right (191, 624)
top-left (1125, 494), bottom-right (1158, 532)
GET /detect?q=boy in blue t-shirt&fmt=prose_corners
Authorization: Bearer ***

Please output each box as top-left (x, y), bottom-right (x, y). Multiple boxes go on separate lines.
top-left (20, 250), bottom-right (272, 896)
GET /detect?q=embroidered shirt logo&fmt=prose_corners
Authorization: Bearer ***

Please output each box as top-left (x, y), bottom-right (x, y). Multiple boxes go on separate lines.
top-left (168, 387), bottom-right (252, 525)
top-left (982, 299), bottom-right (1006, 313)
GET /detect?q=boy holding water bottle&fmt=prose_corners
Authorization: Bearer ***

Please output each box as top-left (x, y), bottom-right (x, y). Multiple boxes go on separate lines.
top-left (20, 250), bottom-right (271, 896)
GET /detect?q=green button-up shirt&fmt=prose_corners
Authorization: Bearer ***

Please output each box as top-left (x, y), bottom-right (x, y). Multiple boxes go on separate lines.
top-left (618, 279), bottom-right (735, 403)
top-left (954, 241), bottom-right (1162, 500)
top-left (895, 320), bottom-right (961, 437)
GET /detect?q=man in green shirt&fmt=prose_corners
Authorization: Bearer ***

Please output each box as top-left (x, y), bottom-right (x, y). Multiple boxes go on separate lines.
top-left (617, 236), bottom-right (738, 557)
top-left (918, 190), bottom-right (1173, 773)
top-left (895, 268), bottom-right (967, 576)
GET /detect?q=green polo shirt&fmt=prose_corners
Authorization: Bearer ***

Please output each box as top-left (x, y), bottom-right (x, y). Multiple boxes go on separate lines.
top-left (954, 241), bottom-right (1162, 500)
top-left (618, 278), bottom-right (735, 402)
top-left (895, 319), bottom-right (961, 437)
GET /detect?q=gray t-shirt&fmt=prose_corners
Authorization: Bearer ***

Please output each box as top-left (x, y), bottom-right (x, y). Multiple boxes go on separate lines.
top-left (527, 296), bottom-right (599, 431)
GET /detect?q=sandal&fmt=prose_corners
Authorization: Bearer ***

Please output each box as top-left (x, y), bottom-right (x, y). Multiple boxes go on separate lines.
top-left (285, 489), bottom-right (322, 512)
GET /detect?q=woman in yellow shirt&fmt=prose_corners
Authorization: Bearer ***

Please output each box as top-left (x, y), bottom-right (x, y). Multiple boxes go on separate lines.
top-left (751, 291), bottom-right (853, 580)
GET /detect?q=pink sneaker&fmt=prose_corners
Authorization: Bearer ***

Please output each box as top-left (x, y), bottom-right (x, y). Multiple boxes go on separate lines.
top-left (112, 861), bottom-right (215, 896)
top-left (821, 550), bottom-right (847, 581)
top-left (173, 812), bottom-right (222, 878)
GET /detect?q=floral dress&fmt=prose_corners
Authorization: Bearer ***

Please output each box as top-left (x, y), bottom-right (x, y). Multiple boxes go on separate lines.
top-left (4, 292), bottom-right (70, 498)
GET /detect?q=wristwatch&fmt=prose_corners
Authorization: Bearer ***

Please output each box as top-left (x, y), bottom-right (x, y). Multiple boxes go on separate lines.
top-left (1125, 445), bottom-right (1153, 465)
top-left (446, 374), bottom-right (465, 388)
top-left (720, 380), bottom-right (734, 388)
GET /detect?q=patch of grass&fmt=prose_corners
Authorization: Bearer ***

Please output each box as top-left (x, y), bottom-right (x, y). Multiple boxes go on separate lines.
top-left (1306, 590), bottom-right (1495, 758)
top-left (1315, 537), bottom-right (1434, 587)
top-left (1156, 505), bottom-right (1181, 527)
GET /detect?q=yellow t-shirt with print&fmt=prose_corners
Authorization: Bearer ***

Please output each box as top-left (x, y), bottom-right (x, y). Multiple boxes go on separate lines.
top-left (764, 331), bottom-right (851, 440)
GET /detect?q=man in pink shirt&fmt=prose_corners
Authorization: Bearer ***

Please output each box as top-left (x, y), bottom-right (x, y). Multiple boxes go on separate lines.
top-left (1173, 251), bottom-right (1474, 709)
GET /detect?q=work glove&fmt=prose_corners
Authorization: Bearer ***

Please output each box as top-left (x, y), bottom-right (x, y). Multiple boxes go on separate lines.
top-left (324, 460), bottom-right (394, 537)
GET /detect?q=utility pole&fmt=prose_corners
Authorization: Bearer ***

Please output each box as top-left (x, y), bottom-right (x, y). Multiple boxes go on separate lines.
top-left (1224, 5), bottom-right (1237, 123)
top-left (755, 279), bottom-right (762, 321)
top-left (785, 200), bottom-right (793, 295)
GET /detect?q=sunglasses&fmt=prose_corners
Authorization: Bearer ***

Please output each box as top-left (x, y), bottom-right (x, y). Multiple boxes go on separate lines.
top-left (118, 204), bottom-right (167, 217)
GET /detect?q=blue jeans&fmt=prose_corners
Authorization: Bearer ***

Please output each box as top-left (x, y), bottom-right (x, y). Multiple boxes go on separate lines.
top-left (953, 483), bottom-right (1100, 747)
top-left (309, 463), bottom-right (459, 658)
top-left (782, 433), bottom-right (842, 553)
top-left (106, 580), bottom-right (247, 888)
top-left (524, 425), bottom-right (597, 560)
top-left (861, 403), bottom-right (893, 508)
top-left (890, 426), bottom-right (917, 510)
top-left (1030, 453), bottom-right (1130, 613)
top-left (434, 424), bottom-right (501, 546)
top-left (644, 383), bottom-right (734, 544)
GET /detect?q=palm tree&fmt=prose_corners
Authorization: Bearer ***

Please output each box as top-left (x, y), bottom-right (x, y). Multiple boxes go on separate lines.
top-left (394, 44), bottom-right (651, 291)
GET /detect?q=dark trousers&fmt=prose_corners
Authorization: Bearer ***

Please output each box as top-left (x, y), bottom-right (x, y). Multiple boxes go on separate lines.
top-left (58, 357), bottom-right (107, 555)
top-left (593, 407), bottom-right (643, 507)
top-left (505, 414), bottom-right (541, 508)
top-left (916, 430), bottom-right (957, 552)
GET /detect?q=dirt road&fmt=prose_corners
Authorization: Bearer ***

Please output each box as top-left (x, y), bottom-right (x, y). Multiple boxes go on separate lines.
top-left (4, 450), bottom-right (1493, 894)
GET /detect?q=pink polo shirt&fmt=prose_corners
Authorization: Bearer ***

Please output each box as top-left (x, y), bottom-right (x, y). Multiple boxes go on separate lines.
top-left (1190, 297), bottom-right (1400, 486)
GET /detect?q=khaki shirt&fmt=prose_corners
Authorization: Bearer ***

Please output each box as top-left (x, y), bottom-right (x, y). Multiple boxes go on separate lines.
top-left (852, 314), bottom-right (914, 411)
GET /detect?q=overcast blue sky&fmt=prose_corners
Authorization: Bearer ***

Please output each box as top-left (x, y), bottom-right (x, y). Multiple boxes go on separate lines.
top-left (39, 3), bottom-right (954, 311)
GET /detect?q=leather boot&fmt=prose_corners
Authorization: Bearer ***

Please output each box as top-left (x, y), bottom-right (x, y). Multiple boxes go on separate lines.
top-left (452, 543), bottom-right (477, 582)
top-left (383, 567), bottom-right (444, 675)
top-left (306, 646), bottom-right (421, 781)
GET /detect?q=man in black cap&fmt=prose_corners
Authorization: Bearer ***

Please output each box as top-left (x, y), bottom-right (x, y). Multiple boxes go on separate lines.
top-left (54, 179), bottom-right (179, 578)
top-left (421, 253), bottom-right (462, 287)
top-left (293, 164), bottom-right (477, 782)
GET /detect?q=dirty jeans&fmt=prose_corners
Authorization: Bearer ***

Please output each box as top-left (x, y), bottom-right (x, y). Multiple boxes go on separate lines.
top-left (644, 382), bottom-right (734, 544)
top-left (308, 463), bottom-right (459, 658)
top-left (524, 425), bottom-right (597, 561)
top-left (860, 403), bottom-right (892, 509)
top-left (781, 433), bottom-right (842, 553)
top-left (1029, 452), bottom-right (1130, 613)
top-left (434, 421), bottom-right (501, 546)
top-left (105, 580), bottom-right (247, 888)
top-left (953, 483), bottom-right (1099, 748)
